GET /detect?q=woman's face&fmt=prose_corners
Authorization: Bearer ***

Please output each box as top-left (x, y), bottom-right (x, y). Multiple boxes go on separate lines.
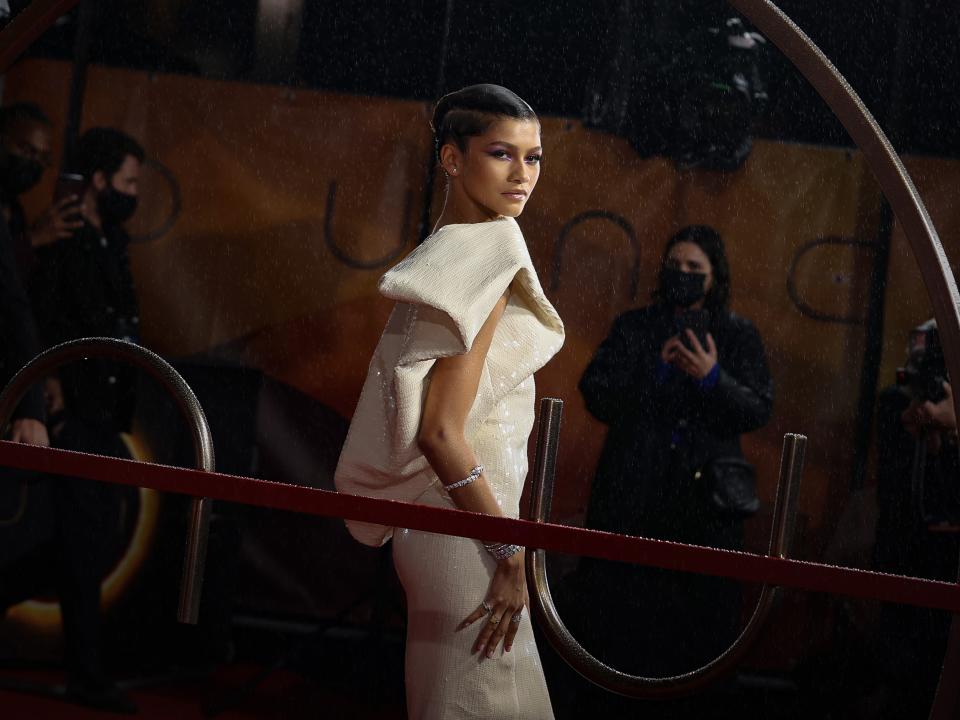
top-left (666, 241), bottom-right (714, 293)
top-left (440, 117), bottom-right (542, 222)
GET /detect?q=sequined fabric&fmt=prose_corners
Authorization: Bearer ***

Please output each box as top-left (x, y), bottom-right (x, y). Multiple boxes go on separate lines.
top-left (335, 216), bottom-right (564, 545)
top-left (335, 217), bottom-right (564, 719)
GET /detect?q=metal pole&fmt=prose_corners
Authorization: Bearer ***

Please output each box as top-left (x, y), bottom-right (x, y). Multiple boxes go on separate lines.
top-left (850, 0), bottom-right (914, 490)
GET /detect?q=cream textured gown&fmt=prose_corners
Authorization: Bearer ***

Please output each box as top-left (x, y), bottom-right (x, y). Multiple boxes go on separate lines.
top-left (335, 216), bottom-right (564, 719)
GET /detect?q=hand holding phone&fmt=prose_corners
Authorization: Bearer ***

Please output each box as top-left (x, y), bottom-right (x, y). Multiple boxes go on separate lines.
top-left (30, 173), bottom-right (86, 247)
top-left (666, 309), bottom-right (718, 381)
top-left (53, 172), bottom-right (86, 203)
top-left (676, 309), bottom-right (710, 351)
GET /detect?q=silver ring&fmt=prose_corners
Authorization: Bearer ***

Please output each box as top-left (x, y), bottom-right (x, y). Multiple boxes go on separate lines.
top-left (510, 610), bottom-right (523, 624)
top-left (481, 600), bottom-right (493, 613)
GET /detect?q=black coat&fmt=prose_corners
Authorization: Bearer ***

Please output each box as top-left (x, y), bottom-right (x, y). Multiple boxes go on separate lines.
top-left (0, 215), bottom-right (44, 421)
top-left (31, 221), bottom-right (139, 427)
top-left (556, 304), bottom-right (773, 679)
top-left (579, 303), bottom-right (773, 543)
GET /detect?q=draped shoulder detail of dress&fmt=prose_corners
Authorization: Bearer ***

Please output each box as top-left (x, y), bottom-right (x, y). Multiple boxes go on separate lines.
top-left (334, 216), bottom-right (564, 546)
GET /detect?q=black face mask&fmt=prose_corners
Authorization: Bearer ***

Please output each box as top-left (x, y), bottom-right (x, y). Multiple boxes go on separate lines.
top-left (97, 187), bottom-right (138, 225)
top-left (659, 266), bottom-right (707, 308)
top-left (0, 151), bottom-right (44, 197)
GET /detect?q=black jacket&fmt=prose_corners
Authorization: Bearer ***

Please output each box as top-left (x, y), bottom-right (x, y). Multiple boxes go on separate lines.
top-left (579, 304), bottom-right (773, 541)
top-left (0, 215), bottom-right (44, 421)
top-left (31, 221), bottom-right (139, 427)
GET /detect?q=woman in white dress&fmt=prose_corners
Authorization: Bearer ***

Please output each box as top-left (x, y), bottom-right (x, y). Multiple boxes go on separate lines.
top-left (335, 84), bottom-right (564, 719)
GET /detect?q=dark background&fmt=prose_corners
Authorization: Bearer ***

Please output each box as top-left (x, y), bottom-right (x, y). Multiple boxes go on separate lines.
top-left (18, 0), bottom-right (960, 157)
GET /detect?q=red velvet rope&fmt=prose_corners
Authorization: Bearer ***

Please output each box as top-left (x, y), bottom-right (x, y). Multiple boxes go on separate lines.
top-left (1, 439), bottom-right (958, 613)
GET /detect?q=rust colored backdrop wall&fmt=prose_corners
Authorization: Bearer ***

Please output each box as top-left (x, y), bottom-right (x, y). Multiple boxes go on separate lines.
top-left (3, 58), bottom-right (958, 664)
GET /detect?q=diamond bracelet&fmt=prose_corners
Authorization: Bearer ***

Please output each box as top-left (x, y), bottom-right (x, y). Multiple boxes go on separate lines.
top-left (444, 464), bottom-right (483, 491)
top-left (483, 542), bottom-right (522, 561)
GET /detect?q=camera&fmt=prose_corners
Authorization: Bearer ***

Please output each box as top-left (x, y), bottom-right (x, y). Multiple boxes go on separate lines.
top-left (896, 319), bottom-right (947, 404)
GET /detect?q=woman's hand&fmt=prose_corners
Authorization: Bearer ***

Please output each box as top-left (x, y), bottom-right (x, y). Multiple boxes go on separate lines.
top-left (417, 289), bottom-right (527, 657)
top-left (459, 550), bottom-right (528, 657)
top-left (672, 330), bottom-right (718, 380)
top-left (661, 335), bottom-right (685, 364)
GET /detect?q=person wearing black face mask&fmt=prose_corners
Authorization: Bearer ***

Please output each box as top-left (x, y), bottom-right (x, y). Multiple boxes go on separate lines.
top-left (0, 103), bottom-right (84, 279)
top-left (96, 183), bottom-right (139, 226)
top-left (32, 125), bottom-right (144, 410)
top-left (658, 264), bottom-right (708, 308)
top-left (0, 141), bottom-right (44, 197)
top-left (0, 103), bottom-right (51, 201)
top-left (22, 127), bottom-right (144, 714)
top-left (0, 104), bottom-right (54, 484)
top-left (32, 127), bottom-right (144, 433)
top-left (548, 226), bottom-right (773, 718)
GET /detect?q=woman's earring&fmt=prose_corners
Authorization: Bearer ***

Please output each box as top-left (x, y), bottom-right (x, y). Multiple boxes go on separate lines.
top-left (450, 166), bottom-right (458, 175)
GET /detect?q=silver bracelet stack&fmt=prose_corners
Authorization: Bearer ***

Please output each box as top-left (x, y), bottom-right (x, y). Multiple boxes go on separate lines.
top-left (483, 541), bottom-right (522, 561)
top-left (443, 466), bottom-right (521, 560)
top-left (445, 464), bottom-right (483, 491)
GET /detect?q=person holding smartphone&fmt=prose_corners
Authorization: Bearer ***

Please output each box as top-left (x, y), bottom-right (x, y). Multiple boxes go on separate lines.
top-left (0, 104), bottom-right (58, 443)
top-left (23, 127), bottom-right (143, 714)
top-left (556, 225), bottom-right (773, 715)
top-left (32, 127), bottom-right (143, 431)
top-left (0, 104), bottom-right (83, 277)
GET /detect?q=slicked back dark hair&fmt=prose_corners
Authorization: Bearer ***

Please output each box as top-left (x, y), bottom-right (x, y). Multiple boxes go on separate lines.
top-left (431, 84), bottom-right (538, 161)
top-left (655, 225), bottom-right (732, 310)
top-left (72, 127), bottom-right (144, 181)
top-left (0, 103), bottom-right (51, 136)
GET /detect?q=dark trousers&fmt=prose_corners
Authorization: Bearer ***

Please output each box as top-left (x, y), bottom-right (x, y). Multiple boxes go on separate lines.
top-left (0, 415), bottom-right (130, 682)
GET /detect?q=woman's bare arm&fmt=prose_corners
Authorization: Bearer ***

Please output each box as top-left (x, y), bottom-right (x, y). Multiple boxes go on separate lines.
top-left (417, 289), bottom-right (509, 517)
top-left (416, 288), bottom-right (528, 656)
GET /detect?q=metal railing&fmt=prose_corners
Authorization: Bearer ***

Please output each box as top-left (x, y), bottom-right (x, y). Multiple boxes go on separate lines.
top-left (526, 397), bottom-right (806, 698)
top-left (0, 337), bottom-right (214, 624)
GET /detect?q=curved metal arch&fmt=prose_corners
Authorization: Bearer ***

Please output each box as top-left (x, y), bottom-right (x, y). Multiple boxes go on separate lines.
top-left (721, 0), bottom-right (960, 412)
top-left (527, 398), bottom-right (807, 698)
top-left (529, 0), bottom-right (960, 710)
top-left (0, 338), bottom-right (215, 624)
top-left (723, 4), bottom-right (960, 717)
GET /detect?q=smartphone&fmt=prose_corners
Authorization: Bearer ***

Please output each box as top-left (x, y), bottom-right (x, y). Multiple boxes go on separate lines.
top-left (53, 172), bottom-right (86, 203)
top-left (676, 309), bottom-right (710, 351)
